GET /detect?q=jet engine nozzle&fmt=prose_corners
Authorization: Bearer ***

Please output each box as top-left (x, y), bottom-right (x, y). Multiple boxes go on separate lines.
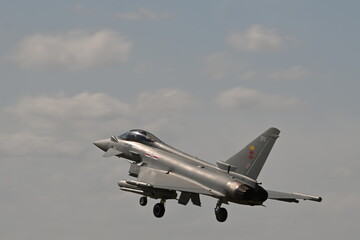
top-left (234, 184), bottom-right (253, 200)
top-left (255, 185), bottom-right (268, 202)
top-left (227, 181), bottom-right (268, 203)
top-left (226, 181), bottom-right (249, 198)
top-left (243, 185), bottom-right (268, 203)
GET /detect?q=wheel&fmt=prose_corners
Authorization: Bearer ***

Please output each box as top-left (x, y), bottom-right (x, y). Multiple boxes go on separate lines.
top-left (139, 196), bottom-right (147, 206)
top-left (153, 203), bottom-right (165, 218)
top-left (215, 207), bottom-right (228, 222)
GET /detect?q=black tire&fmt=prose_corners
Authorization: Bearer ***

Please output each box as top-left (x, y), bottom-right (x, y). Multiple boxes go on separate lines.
top-left (215, 207), bottom-right (228, 222)
top-left (139, 197), bottom-right (147, 206)
top-left (153, 203), bottom-right (165, 218)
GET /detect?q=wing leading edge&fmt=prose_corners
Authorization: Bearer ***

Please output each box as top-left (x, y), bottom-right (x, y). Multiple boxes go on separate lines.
top-left (267, 190), bottom-right (322, 203)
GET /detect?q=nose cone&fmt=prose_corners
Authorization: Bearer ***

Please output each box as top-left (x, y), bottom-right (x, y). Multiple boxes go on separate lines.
top-left (93, 139), bottom-right (110, 152)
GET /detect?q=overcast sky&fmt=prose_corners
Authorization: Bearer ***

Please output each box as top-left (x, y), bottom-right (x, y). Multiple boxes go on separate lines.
top-left (1, 1), bottom-right (359, 240)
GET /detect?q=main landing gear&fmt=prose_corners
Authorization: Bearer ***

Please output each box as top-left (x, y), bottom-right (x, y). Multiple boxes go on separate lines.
top-left (215, 200), bottom-right (228, 222)
top-left (139, 196), bottom-right (166, 218)
top-left (153, 202), bottom-right (165, 218)
top-left (139, 196), bottom-right (228, 221)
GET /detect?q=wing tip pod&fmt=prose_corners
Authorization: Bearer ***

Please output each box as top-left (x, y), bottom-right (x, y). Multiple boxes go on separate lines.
top-left (293, 192), bottom-right (322, 202)
top-left (267, 190), bottom-right (322, 203)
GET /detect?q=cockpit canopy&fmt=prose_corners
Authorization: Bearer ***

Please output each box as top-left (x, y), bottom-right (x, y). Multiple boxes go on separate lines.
top-left (118, 129), bottom-right (163, 145)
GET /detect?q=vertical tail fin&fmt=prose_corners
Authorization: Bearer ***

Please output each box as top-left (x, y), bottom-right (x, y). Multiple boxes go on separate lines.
top-left (225, 128), bottom-right (280, 180)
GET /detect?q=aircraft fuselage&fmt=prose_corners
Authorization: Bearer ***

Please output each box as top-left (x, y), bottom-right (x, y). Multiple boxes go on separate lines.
top-left (99, 136), bottom-right (267, 206)
top-left (94, 128), bottom-right (321, 222)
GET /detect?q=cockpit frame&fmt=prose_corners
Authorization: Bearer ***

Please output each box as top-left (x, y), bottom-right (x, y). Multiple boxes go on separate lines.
top-left (119, 129), bottom-right (163, 145)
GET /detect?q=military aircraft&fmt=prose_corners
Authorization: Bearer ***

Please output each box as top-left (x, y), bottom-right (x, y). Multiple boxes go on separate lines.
top-left (94, 128), bottom-right (321, 222)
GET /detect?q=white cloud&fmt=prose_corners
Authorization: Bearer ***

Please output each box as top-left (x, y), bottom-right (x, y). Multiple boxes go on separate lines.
top-left (266, 66), bottom-right (311, 80)
top-left (115, 8), bottom-right (170, 21)
top-left (202, 51), bottom-right (247, 80)
top-left (0, 131), bottom-right (80, 156)
top-left (0, 90), bottom-right (198, 156)
top-left (4, 90), bottom-right (197, 129)
top-left (10, 30), bottom-right (133, 70)
top-left (6, 92), bottom-right (129, 128)
top-left (215, 86), bottom-right (304, 110)
top-left (226, 25), bottom-right (292, 51)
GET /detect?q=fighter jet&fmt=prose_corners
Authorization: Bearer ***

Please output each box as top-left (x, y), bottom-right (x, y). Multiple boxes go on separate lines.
top-left (94, 128), bottom-right (321, 222)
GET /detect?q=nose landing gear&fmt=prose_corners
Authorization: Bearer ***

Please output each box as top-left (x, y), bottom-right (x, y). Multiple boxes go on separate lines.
top-left (139, 196), bottom-right (147, 206)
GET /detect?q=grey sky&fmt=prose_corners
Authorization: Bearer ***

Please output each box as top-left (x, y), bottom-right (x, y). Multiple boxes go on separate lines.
top-left (1, 1), bottom-right (359, 240)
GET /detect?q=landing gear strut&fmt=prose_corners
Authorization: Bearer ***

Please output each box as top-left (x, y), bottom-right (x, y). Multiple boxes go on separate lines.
top-left (139, 196), bottom-right (147, 206)
top-left (215, 200), bottom-right (228, 222)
